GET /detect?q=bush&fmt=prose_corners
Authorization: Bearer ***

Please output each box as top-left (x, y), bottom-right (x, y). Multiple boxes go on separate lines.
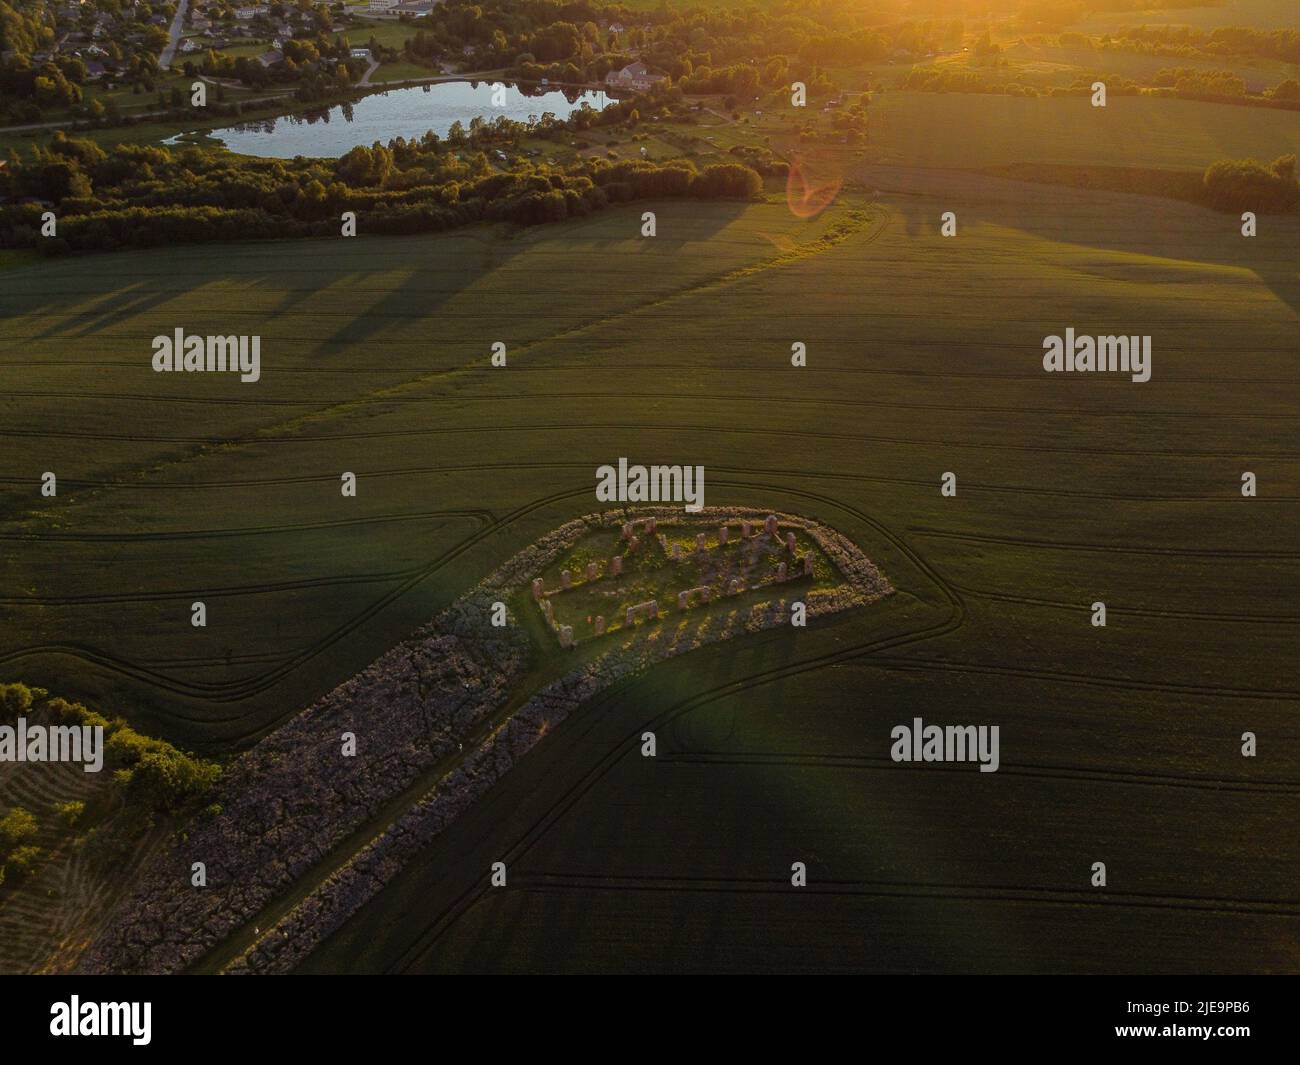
top-left (4, 845), bottom-right (43, 879)
top-left (1203, 154), bottom-right (1300, 212)
top-left (0, 683), bottom-right (37, 722)
top-left (0, 807), bottom-right (38, 851)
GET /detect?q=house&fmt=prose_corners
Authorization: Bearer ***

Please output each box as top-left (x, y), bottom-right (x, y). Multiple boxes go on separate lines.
top-left (391, 1), bottom-right (433, 14)
top-left (367, 0), bottom-right (399, 9)
top-left (605, 60), bottom-right (664, 92)
top-left (257, 49), bottom-right (283, 67)
top-left (84, 60), bottom-right (106, 78)
top-left (349, 48), bottom-right (371, 60)
top-left (234, 5), bottom-right (270, 19)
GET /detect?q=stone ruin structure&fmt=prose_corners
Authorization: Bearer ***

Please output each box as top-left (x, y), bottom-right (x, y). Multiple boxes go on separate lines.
top-left (676, 585), bottom-right (712, 610)
top-left (626, 599), bottom-right (659, 625)
top-left (534, 512), bottom-right (827, 649)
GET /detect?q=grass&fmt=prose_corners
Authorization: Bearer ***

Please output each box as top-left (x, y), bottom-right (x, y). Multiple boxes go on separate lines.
top-left (373, 61), bottom-right (436, 83)
top-left (2, 80), bottom-right (1299, 973)
top-left (1077, 0), bottom-right (1300, 33)
top-left (346, 18), bottom-right (423, 51)
top-left (538, 523), bottom-right (831, 643)
top-left (840, 91), bottom-right (1300, 169)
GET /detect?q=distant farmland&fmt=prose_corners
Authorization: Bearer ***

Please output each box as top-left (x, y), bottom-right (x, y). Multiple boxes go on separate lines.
top-left (3, 107), bottom-right (1299, 969)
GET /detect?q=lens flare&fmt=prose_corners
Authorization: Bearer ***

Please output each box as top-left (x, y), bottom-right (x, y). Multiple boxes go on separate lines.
top-left (785, 151), bottom-right (844, 219)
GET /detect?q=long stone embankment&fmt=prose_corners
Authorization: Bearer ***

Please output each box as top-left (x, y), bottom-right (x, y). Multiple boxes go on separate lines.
top-left (80, 508), bottom-right (890, 974)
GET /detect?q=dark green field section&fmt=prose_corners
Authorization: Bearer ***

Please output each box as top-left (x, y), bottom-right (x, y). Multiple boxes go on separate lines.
top-left (2, 160), bottom-right (1298, 970)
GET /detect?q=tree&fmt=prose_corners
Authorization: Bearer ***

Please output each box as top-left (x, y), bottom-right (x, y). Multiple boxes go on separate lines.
top-left (0, 807), bottom-right (38, 851)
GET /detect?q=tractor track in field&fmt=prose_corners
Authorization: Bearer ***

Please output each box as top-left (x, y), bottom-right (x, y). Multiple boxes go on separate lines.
top-left (934, 579), bottom-right (1300, 624)
top-left (5, 461), bottom-right (1298, 508)
top-left (5, 363), bottom-right (1298, 384)
top-left (0, 570), bottom-right (414, 606)
top-left (4, 392), bottom-right (1298, 425)
top-left (0, 509), bottom-right (494, 543)
top-left (0, 494), bottom-right (531, 713)
top-left (494, 872), bottom-right (1300, 919)
top-left (3, 421), bottom-right (1298, 463)
top-left (660, 752), bottom-right (1300, 793)
top-left (912, 528), bottom-right (1300, 559)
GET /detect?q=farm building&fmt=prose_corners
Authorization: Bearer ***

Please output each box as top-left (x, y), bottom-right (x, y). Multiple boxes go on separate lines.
top-left (605, 60), bottom-right (665, 92)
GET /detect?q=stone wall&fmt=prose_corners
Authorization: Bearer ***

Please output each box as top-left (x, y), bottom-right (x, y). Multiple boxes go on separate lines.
top-left (81, 507), bottom-right (890, 974)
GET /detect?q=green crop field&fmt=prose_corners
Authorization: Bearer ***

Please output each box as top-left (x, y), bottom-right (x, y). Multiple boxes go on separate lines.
top-left (1078, 0), bottom-right (1300, 33)
top-left (4, 140), bottom-right (1298, 970)
top-left (3, 0), bottom-right (1300, 972)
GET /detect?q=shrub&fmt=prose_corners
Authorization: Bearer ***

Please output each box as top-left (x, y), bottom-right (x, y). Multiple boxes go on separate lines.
top-left (1203, 154), bottom-right (1300, 212)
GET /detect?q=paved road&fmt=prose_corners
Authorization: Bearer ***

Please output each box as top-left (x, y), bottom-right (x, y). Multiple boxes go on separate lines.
top-left (159, 0), bottom-right (191, 70)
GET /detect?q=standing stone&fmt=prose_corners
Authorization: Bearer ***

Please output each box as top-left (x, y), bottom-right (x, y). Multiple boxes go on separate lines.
top-left (695, 532), bottom-right (706, 551)
top-left (621, 522), bottom-right (633, 541)
top-left (741, 521), bottom-right (752, 538)
top-left (594, 615), bottom-right (606, 635)
top-left (558, 625), bottom-right (574, 648)
top-left (626, 599), bottom-right (659, 625)
top-left (541, 599), bottom-right (554, 620)
top-left (628, 535), bottom-right (640, 554)
top-left (561, 569), bottom-right (572, 589)
top-left (677, 591), bottom-right (689, 610)
top-left (803, 555), bottom-right (814, 576)
top-left (646, 516), bottom-right (657, 534)
top-left (729, 578), bottom-right (743, 595)
top-left (610, 555), bottom-right (623, 576)
top-left (765, 514), bottom-right (779, 536)
top-left (585, 561), bottom-right (598, 581)
top-left (700, 587), bottom-right (712, 603)
top-left (786, 532), bottom-right (796, 552)
top-left (671, 542), bottom-right (682, 560)
top-left (777, 562), bottom-right (787, 581)
top-left (531, 577), bottom-right (544, 600)
top-left (719, 526), bottom-right (729, 545)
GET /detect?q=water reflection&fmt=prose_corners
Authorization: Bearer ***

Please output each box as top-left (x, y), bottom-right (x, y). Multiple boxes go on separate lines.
top-left (167, 80), bottom-right (611, 159)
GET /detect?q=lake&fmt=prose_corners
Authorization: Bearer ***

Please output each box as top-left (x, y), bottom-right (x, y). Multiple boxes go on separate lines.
top-left (170, 81), bottom-right (612, 159)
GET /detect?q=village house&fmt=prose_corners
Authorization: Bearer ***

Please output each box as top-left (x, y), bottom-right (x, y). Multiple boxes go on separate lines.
top-left (605, 60), bottom-right (665, 92)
